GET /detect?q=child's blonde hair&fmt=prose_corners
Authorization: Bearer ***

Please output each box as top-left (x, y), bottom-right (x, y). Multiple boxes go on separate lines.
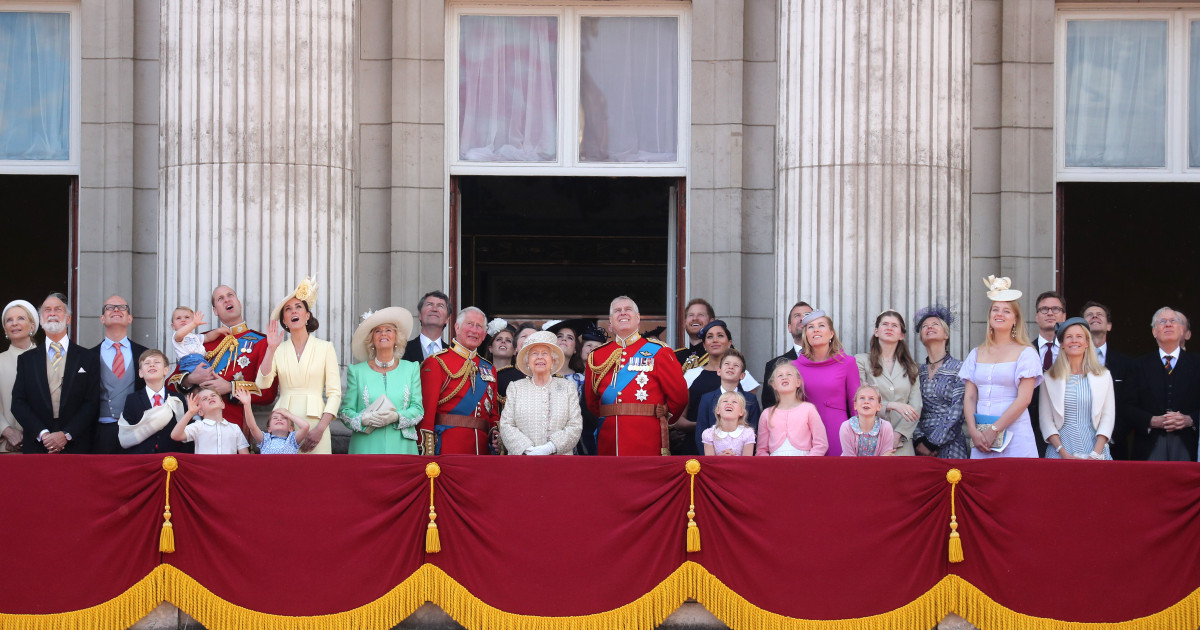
top-left (172, 306), bottom-right (194, 317)
top-left (854, 384), bottom-right (882, 404)
top-left (715, 390), bottom-right (749, 427)
top-left (768, 361), bottom-right (807, 404)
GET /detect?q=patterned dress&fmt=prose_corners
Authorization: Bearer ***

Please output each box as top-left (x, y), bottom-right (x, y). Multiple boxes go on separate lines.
top-left (914, 355), bottom-right (969, 459)
top-left (1044, 374), bottom-right (1112, 460)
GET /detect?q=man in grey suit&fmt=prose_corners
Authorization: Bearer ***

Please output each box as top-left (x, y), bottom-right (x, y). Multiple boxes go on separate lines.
top-left (90, 295), bottom-right (148, 454)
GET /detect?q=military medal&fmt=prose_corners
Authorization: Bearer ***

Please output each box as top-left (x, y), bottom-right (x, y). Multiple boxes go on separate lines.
top-left (237, 355), bottom-right (250, 368)
top-left (635, 373), bottom-right (649, 387)
top-left (635, 389), bottom-right (649, 401)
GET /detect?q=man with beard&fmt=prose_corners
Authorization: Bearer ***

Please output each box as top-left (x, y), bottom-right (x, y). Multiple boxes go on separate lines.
top-left (674, 298), bottom-right (714, 371)
top-left (167, 285), bottom-right (277, 426)
top-left (586, 296), bottom-right (688, 455)
top-left (419, 306), bottom-right (499, 454)
top-left (10, 293), bottom-right (101, 453)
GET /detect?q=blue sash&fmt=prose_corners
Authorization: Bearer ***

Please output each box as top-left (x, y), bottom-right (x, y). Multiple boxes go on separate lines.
top-left (599, 342), bottom-right (663, 408)
top-left (445, 359), bottom-right (492, 419)
top-left (210, 332), bottom-right (263, 373)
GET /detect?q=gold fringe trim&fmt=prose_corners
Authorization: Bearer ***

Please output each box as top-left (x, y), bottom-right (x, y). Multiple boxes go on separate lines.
top-left (9, 564), bottom-right (1200, 629)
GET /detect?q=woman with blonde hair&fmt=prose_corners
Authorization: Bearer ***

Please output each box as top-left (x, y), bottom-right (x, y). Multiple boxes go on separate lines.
top-left (855, 310), bottom-right (921, 455)
top-left (790, 310), bottom-right (859, 456)
top-left (958, 276), bottom-right (1042, 458)
top-left (1039, 317), bottom-right (1114, 460)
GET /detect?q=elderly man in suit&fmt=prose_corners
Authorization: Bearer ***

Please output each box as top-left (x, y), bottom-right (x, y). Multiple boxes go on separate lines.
top-left (402, 290), bottom-right (450, 364)
top-left (760, 301), bottom-right (813, 409)
top-left (90, 295), bottom-right (149, 453)
top-left (10, 293), bottom-right (102, 454)
top-left (1122, 307), bottom-right (1199, 461)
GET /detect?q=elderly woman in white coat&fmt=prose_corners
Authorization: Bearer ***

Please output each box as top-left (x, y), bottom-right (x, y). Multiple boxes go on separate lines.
top-left (498, 331), bottom-right (582, 455)
top-left (1039, 317), bottom-right (1115, 460)
top-left (0, 300), bottom-right (39, 453)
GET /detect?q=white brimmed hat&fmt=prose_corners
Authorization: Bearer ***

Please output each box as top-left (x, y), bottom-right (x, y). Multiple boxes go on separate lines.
top-left (515, 330), bottom-right (566, 375)
top-left (2, 300), bottom-right (39, 336)
top-left (351, 307), bottom-right (414, 361)
top-left (982, 275), bottom-right (1022, 302)
top-left (270, 275), bottom-right (319, 324)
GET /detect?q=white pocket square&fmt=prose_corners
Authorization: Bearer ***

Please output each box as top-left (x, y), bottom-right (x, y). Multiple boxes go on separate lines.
top-left (77, 367), bottom-right (87, 373)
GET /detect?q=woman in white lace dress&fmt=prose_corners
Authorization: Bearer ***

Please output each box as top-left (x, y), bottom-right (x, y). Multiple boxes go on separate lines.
top-left (499, 331), bottom-right (582, 455)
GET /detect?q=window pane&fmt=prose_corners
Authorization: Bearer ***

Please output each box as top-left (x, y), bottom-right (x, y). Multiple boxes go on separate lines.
top-left (580, 17), bottom-right (678, 163)
top-left (1190, 21), bottom-right (1200, 168)
top-left (459, 16), bottom-right (558, 162)
top-left (0, 12), bottom-right (71, 161)
top-left (1064, 20), bottom-right (1167, 168)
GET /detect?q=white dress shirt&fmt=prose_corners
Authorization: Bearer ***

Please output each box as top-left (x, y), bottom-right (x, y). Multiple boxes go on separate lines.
top-left (419, 334), bottom-right (443, 359)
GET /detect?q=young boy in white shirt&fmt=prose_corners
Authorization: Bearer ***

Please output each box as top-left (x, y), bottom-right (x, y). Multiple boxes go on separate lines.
top-left (170, 387), bottom-right (249, 454)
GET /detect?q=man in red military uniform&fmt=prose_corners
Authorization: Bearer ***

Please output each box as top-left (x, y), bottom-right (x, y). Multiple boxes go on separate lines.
top-left (585, 296), bottom-right (688, 456)
top-left (419, 306), bottom-right (499, 454)
top-left (168, 285), bottom-right (277, 426)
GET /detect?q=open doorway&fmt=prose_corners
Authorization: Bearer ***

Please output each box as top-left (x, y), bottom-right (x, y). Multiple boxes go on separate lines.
top-left (0, 175), bottom-right (75, 317)
top-left (1060, 182), bottom-right (1200, 356)
top-left (455, 176), bottom-right (680, 332)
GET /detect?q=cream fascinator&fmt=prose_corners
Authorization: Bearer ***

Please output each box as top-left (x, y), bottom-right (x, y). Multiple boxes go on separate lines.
top-left (271, 275), bottom-right (319, 323)
top-left (982, 276), bottom-right (1022, 302)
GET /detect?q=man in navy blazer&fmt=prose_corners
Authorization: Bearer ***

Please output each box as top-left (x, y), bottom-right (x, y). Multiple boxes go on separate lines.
top-left (760, 301), bottom-right (812, 409)
top-left (1082, 301), bottom-right (1133, 459)
top-left (1121, 307), bottom-right (1199, 461)
top-left (402, 290), bottom-right (450, 364)
top-left (10, 293), bottom-right (102, 454)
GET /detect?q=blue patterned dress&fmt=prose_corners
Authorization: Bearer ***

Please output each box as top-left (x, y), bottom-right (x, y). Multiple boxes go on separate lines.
top-left (914, 355), bottom-right (969, 459)
top-left (1044, 374), bottom-right (1113, 460)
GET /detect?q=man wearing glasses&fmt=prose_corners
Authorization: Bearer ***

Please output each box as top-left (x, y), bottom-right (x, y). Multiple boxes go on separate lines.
top-left (1122, 308), bottom-right (1199, 461)
top-left (1028, 291), bottom-right (1067, 457)
top-left (90, 296), bottom-right (149, 453)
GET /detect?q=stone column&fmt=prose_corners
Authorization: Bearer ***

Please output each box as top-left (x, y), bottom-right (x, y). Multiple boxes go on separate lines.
top-left (775, 0), bottom-right (971, 357)
top-left (159, 0), bottom-right (355, 356)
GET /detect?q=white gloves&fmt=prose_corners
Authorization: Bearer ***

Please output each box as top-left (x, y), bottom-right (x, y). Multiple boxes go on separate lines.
top-left (524, 442), bottom-right (556, 456)
top-left (362, 409), bottom-right (400, 429)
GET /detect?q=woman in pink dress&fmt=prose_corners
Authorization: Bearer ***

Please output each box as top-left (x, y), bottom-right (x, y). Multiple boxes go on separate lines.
top-left (790, 310), bottom-right (860, 456)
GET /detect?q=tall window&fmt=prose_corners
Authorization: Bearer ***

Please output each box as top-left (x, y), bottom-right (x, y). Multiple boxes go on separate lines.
top-left (449, 5), bottom-right (688, 175)
top-left (1057, 10), bottom-right (1200, 179)
top-left (0, 6), bottom-right (80, 173)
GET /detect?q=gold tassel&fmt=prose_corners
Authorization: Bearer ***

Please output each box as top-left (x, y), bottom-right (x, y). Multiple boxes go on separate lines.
top-left (946, 468), bottom-right (963, 564)
top-left (425, 462), bottom-right (442, 554)
top-left (160, 456), bottom-right (179, 553)
top-left (685, 459), bottom-right (701, 553)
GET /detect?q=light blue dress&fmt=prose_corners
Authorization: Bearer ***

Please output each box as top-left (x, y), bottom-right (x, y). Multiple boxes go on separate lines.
top-left (958, 347), bottom-right (1043, 459)
top-left (1044, 374), bottom-right (1112, 460)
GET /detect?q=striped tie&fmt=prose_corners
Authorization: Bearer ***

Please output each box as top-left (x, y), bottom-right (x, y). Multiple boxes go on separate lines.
top-left (1164, 355), bottom-right (1174, 375)
top-left (50, 341), bottom-right (64, 372)
top-left (112, 342), bottom-right (125, 379)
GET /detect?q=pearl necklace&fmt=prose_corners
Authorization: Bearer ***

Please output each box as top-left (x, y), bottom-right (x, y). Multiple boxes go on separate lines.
top-left (374, 357), bottom-right (396, 369)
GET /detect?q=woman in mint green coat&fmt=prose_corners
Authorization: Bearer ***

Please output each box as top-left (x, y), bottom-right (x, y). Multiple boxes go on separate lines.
top-left (340, 307), bottom-right (424, 454)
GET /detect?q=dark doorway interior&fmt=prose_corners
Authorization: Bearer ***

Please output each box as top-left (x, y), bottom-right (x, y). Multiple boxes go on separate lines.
top-left (459, 176), bottom-right (673, 321)
top-left (1061, 182), bottom-right (1199, 356)
top-left (0, 175), bottom-right (74, 320)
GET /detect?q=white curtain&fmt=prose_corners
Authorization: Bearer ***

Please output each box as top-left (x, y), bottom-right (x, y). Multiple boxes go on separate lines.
top-left (0, 12), bottom-right (71, 161)
top-left (459, 16), bottom-right (558, 162)
top-left (1190, 21), bottom-right (1200, 168)
top-left (1064, 20), bottom-right (1167, 168)
top-left (579, 17), bottom-right (678, 163)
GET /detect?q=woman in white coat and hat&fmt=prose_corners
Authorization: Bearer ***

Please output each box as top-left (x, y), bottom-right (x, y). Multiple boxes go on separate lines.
top-left (339, 307), bottom-right (424, 454)
top-left (498, 330), bottom-right (582, 455)
top-left (257, 276), bottom-right (343, 453)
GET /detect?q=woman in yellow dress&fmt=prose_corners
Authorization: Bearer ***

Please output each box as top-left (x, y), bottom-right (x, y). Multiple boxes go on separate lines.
top-left (256, 277), bottom-right (343, 453)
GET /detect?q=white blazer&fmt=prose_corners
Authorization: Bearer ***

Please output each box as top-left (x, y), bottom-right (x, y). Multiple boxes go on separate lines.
top-left (1038, 371), bottom-right (1115, 440)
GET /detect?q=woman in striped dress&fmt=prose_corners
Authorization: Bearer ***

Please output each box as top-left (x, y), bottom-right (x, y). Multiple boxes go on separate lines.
top-left (1038, 317), bottom-right (1115, 460)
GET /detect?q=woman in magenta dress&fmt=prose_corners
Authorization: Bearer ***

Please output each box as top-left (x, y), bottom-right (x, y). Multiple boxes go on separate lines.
top-left (790, 310), bottom-right (860, 456)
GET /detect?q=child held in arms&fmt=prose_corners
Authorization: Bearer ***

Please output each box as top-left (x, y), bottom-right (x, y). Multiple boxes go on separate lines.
top-left (170, 307), bottom-right (229, 372)
top-left (839, 385), bottom-right (896, 457)
top-left (234, 389), bottom-right (309, 454)
top-left (171, 388), bottom-right (250, 454)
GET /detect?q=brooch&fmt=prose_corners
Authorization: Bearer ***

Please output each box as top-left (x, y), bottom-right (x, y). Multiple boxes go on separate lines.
top-left (236, 356), bottom-right (251, 369)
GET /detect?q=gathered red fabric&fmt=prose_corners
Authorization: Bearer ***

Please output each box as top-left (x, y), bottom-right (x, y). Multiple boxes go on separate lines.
top-left (2, 455), bottom-right (1200, 624)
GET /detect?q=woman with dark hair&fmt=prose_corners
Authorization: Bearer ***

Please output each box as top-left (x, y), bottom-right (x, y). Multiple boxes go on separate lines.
top-left (854, 310), bottom-right (921, 455)
top-left (912, 304), bottom-right (969, 458)
top-left (257, 276), bottom-right (343, 453)
top-left (959, 276), bottom-right (1041, 458)
top-left (485, 318), bottom-right (517, 370)
top-left (675, 319), bottom-right (760, 455)
top-left (498, 322), bottom-right (538, 409)
top-left (790, 310), bottom-right (860, 456)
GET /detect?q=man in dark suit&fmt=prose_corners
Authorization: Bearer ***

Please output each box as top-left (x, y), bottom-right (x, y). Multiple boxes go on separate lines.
top-left (402, 290), bottom-right (450, 364)
top-left (90, 295), bottom-right (148, 453)
top-left (119, 349), bottom-right (192, 454)
top-left (760, 301), bottom-right (812, 409)
top-left (1122, 307), bottom-right (1200, 461)
top-left (1029, 291), bottom-right (1067, 457)
top-left (1082, 301), bottom-right (1133, 459)
top-left (10, 293), bottom-right (102, 454)
top-left (674, 298), bottom-right (714, 371)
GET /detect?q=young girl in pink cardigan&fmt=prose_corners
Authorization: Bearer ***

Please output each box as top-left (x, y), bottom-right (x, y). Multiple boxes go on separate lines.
top-left (756, 362), bottom-right (828, 456)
